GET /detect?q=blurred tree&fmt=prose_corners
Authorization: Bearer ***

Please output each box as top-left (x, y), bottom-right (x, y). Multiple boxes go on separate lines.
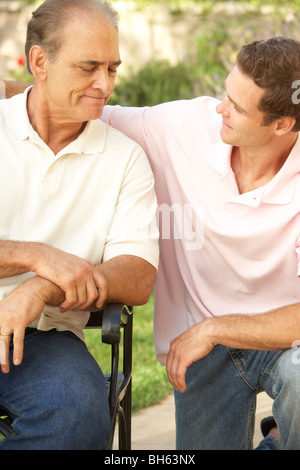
top-left (18, 0), bottom-right (37, 4)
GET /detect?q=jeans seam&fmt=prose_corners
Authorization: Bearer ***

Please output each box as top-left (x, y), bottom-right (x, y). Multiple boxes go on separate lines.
top-left (260, 369), bottom-right (278, 398)
top-left (226, 348), bottom-right (260, 449)
top-left (247, 392), bottom-right (257, 450)
top-left (226, 347), bottom-right (260, 391)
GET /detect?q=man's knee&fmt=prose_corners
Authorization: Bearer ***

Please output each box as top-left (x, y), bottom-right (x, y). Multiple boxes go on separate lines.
top-left (2, 330), bottom-right (111, 449)
top-left (9, 382), bottom-right (111, 450)
top-left (276, 349), bottom-right (300, 388)
top-left (59, 404), bottom-right (111, 449)
top-left (49, 375), bottom-right (111, 449)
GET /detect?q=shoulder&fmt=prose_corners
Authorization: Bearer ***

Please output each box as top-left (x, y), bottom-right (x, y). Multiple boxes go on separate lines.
top-left (88, 119), bottom-right (153, 173)
top-left (147, 96), bottom-right (220, 119)
top-left (93, 118), bottom-right (144, 150)
top-left (144, 96), bottom-right (221, 134)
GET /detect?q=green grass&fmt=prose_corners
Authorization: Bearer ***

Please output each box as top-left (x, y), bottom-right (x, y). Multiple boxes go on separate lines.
top-left (85, 292), bottom-right (172, 413)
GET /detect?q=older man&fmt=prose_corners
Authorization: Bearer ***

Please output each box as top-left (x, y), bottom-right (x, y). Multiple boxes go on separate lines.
top-left (0, 0), bottom-right (158, 450)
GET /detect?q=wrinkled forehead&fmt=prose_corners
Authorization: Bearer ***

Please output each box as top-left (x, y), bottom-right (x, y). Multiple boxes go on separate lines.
top-left (57, 13), bottom-right (120, 61)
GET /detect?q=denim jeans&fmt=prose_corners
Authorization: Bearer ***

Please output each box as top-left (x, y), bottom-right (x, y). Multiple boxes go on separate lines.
top-left (174, 345), bottom-right (300, 450)
top-left (0, 328), bottom-right (110, 450)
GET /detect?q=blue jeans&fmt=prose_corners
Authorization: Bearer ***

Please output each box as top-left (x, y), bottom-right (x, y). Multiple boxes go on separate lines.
top-left (174, 345), bottom-right (300, 450)
top-left (0, 328), bottom-right (110, 450)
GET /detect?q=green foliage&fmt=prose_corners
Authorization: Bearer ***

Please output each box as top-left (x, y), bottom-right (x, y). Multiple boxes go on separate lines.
top-left (9, 67), bottom-right (33, 85)
top-left (110, 61), bottom-right (198, 107)
top-left (109, 0), bottom-right (300, 107)
top-left (122, 0), bottom-right (300, 8)
top-left (9, 0), bottom-right (300, 108)
top-left (17, 0), bottom-right (37, 4)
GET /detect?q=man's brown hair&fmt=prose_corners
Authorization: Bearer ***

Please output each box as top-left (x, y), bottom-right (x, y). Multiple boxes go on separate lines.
top-left (237, 37), bottom-right (300, 132)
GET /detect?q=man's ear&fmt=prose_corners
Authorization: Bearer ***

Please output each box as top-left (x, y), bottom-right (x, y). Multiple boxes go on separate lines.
top-left (29, 45), bottom-right (48, 80)
top-left (274, 116), bottom-right (296, 136)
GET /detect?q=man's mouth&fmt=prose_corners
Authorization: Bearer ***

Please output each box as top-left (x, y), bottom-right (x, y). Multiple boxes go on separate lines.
top-left (222, 120), bottom-right (232, 129)
top-left (83, 95), bottom-right (107, 102)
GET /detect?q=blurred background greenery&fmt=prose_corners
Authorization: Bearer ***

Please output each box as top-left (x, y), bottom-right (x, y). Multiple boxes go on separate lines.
top-left (6, 0), bottom-right (300, 411)
top-left (11, 0), bottom-right (300, 107)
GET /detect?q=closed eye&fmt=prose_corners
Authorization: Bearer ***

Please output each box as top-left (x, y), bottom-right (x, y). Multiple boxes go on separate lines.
top-left (233, 102), bottom-right (242, 113)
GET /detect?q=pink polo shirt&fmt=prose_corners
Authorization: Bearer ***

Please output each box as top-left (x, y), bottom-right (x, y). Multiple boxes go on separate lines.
top-left (102, 97), bottom-right (300, 365)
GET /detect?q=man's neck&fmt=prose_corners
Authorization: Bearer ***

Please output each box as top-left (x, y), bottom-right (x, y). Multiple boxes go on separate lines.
top-left (231, 134), bottom-right (298, 194)
top-left (27, 86), bottom-right (86, 155)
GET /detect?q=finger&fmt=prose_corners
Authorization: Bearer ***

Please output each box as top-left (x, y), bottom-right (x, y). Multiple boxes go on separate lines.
top-left (95, 286), bottom-right (107, 309)
top-left (0, 337), bottom-right (10, 374)
top-left (12, 328), bottom-right (25, 367)
top-left (166, 340), bottom-right (187, 393)
top-left (93, 271), bottom-right (108, 309)
top-left (59, 287), bottom-right (79, 311)
top-left (80, 278), bottom-right (99, 310)
top-left (174, 361), bottom-right (188, 393)
top-left (60, 283), bottom-right (95, 312)
top-left (70, 263), bottom-right (99, 310)
top-left (166, 345), bottom-right (176, 388)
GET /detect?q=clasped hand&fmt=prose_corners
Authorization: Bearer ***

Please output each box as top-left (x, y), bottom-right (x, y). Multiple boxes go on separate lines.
top-left (31, 245), bottom-right (107, 312)
top-left (0, 246), bottom-right (107, 374)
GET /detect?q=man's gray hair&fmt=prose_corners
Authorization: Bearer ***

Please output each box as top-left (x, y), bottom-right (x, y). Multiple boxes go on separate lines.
top-left (25, 0), bottom-right (119, 74)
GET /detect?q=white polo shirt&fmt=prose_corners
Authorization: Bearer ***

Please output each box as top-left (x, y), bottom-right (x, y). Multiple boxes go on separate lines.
top-left (102, 97), bottom-right (300, 365)
top-left (0, 89), bottom-right (159, 339)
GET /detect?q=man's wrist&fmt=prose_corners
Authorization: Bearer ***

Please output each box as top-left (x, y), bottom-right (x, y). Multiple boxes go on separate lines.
top-left (20, 276), bottom-right (64, 306)
top-left (201, 316), bottom-right (230, 346)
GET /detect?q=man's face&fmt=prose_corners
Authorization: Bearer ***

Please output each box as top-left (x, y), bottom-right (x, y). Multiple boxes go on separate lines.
top-left (216, 66), bottom-right (275, 149)
top-left (42, 14), bottom-right (121, 123)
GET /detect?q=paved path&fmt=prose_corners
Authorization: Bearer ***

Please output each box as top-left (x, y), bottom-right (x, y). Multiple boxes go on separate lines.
top-left (114, 392), bottom-right (273, 450)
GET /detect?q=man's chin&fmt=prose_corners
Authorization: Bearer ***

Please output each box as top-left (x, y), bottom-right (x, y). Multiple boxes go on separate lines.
top-left (83, 107), bottom-right (105, 121)
top-left (220, 130), bottom-right (232, 145)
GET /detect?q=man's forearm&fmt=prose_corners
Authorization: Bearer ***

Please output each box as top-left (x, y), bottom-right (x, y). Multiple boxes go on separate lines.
top-left (167, 303), bottom-right (300, 392)
top-left (0, 240), bottom-right (38, 278)
top-left (22, 254), bottom-right (156, 312)
top-left (95, 255), bottom-right (157, 308)
top-left (25, 275), bottom-right (65, 307)
top-left (0, 240), bottom-right (109, 311)
top-left (207, 304), bottom-right (300, 351)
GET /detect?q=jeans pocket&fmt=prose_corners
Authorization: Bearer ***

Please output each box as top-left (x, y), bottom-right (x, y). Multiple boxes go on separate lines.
top-left (227, 347), bottom-right (259, 391)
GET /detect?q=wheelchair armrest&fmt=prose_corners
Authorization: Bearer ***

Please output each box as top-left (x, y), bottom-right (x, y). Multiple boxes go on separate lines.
top-left (88, 304), bottom-right (132, 345)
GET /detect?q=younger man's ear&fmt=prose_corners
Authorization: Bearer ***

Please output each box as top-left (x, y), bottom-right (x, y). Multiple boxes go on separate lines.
top-left (274, 116), bottom-right (296, 135)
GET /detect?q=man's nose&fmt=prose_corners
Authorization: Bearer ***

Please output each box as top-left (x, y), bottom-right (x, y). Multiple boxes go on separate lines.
top-left (92, 71), bottom-right (114, 94)
top-left (216, 96), bottom-right (230, 115)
